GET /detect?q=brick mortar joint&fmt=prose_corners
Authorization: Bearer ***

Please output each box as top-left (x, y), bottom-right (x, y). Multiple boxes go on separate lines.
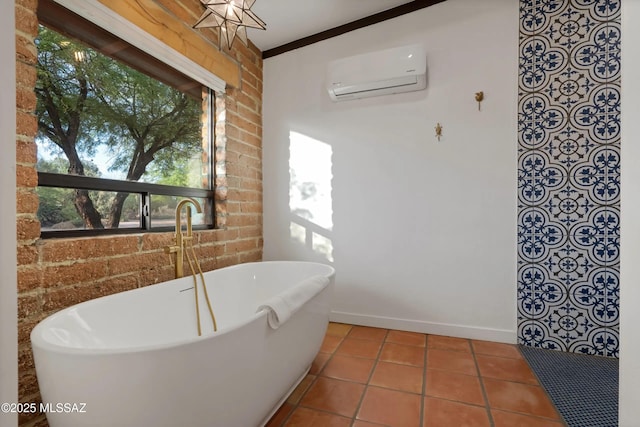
top-left (17, 288), bottom-right (42, 298)
top-left (16, 80), bottom-right (37, 90)
top-left (240, 72), bottom-right (263, 83)
top-left (17, 264), bottom-right (41, 272)
top-left (17, 239), bottom-right (39, 247)
top-left (228, 119), bottom-right (263, 129)
top-left (227, 112), bottom-right (262, 129)
top-left (14, 28), bottom-right (37, 40)
top-left (22, 271), bottom-right (147, 293)
top-left (33, 248), bottom-right (169, 266)
top-left (15, 164), bottom-right (37, 170)
top-left (16, 133), bottom-right (38, 142)
top-left (235, 99), bottom-right (261, 112)
top-left (230, 188), bottom-right (263, 193)
top-left (226, 140), bottom-right (263, 150)
top-left (228, 152), bottom-right (262, 162)
top-left (231, 136), bottom-right (263, 148)
top-left (24, 258), bottom-right (104, 268)
top-left (15, 55), bottom-right (37, 66)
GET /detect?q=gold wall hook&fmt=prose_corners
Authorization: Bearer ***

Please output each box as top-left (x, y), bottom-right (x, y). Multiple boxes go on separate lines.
top-left (435, 123), bottom-right (443, 141)
top-left (475, 91), bottom-right (484, 111)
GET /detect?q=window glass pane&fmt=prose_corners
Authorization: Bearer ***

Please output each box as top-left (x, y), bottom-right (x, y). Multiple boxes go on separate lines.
top-left (150, 196), bottom-right (210, 228)
top-left (37, 187), bottom-right (139, 231)
top-left (35, 24), bottom-right (212, 232)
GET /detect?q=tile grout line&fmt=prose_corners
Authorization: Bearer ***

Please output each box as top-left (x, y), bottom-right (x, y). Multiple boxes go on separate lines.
top-left (349, 327), bottom-right (390, 426)
top-left (469, 339), bottom-right (496, 427)
top-left (279, 358), bottom-right (325, 425)
top-left (318, 328), bottom-right (352, 423)
top-left (278, 328), bottom-right (349, 426)
top-left (421, 334), bottom-right (429, 427)
top-left (286, 373), bottom-right (321, 425)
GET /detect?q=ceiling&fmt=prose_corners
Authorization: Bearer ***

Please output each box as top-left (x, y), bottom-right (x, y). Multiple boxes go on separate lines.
top-left (246, 0), bottom-right (416, 52)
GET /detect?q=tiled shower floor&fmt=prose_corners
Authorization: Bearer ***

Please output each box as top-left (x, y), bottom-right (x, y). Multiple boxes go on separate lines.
top-left (521, 346), bottom-right (618, 427)
top-left (266, 323), bottom-right (565, 427)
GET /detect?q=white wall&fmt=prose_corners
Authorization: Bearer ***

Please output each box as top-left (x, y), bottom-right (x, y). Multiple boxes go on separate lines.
top-left (1, 1), bottom-right (18, 426)
top-left (263, 0), bottom-right (518, 342)
top-left (619, 1), bottom-right (640, 424)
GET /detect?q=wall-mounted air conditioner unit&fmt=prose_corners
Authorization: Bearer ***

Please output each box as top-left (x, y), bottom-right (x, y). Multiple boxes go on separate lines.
top-left (326, 44), bottom-right (427, 102)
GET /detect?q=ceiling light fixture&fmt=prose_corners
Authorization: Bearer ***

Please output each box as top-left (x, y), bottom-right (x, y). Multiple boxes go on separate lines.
top-left (194, 0), bottom-right (266, 49)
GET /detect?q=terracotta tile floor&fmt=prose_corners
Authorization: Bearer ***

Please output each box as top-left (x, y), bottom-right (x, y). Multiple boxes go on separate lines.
top-left (266, 323), bottom-right (566, 427)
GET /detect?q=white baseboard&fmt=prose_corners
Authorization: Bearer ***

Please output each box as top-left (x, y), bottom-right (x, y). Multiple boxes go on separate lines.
top-left (330, 311), bottom-right (517, 344)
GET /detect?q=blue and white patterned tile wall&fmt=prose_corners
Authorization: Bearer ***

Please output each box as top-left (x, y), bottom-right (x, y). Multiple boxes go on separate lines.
top-left (517, 0), bottom-right (621, 357)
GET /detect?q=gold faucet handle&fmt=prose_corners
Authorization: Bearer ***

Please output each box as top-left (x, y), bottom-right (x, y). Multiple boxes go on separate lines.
top-left (164, 245), bottom-right (179, 254)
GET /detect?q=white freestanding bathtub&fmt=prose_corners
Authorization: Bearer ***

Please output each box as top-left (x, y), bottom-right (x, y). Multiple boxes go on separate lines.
top-left (30, 261), bottom-right (335, 427)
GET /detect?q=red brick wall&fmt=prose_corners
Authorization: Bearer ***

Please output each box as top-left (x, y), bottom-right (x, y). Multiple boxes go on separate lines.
top-left (15, 0), bottom-right (263, 425)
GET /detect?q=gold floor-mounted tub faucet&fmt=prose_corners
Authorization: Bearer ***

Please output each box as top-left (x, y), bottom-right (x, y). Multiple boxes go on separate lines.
top-left (165, 197), bottom-right (202, 278)
top-left (165, 197), bottom-right (217, 335)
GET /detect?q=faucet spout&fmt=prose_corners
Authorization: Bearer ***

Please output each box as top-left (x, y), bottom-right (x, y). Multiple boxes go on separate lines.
top-left (175, 197), bottom-right (202, 238)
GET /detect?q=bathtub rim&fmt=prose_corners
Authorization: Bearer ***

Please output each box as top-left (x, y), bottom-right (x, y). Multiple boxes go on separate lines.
top-left (31, 261), bottom-right (335, 357)
top-left (32, 309), bottom-right (267, 357)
